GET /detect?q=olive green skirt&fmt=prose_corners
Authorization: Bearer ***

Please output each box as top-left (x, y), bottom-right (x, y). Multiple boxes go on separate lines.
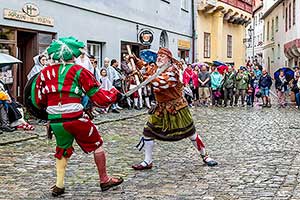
top-left (143, 106), bottom-right (195, 141)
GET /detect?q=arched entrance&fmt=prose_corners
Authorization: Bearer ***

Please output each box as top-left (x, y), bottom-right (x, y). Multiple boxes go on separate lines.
top-left (159, 31), bottom-right (168, 48)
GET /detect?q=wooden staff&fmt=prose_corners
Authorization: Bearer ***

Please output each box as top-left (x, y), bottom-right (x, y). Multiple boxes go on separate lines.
top-left (126, 45), bottom-right (141, 93)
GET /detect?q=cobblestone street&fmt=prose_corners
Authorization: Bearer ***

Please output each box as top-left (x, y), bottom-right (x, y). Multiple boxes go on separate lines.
top-left (1, 106), bottom-right (300, 200)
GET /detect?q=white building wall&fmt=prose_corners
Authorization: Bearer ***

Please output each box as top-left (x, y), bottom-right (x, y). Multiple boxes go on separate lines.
top-left (283, 0), bottom-right (300, 67)
top-left (262, 1), bottom-right (286, 76)
top-left (245, 7), bottom-right (264, 65)
top-left (0, 0), bottom-right (193, 64)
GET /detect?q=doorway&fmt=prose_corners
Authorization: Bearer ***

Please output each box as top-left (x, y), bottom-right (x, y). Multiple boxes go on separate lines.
top-left (178, 49), bottom-right (190, 63)
top-left (121, 41), bottom-right (149, 61)
top-left (17, 31), bottom-right (38, 102)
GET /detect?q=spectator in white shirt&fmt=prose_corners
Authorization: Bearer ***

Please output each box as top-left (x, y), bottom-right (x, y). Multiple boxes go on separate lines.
top-left (75, 52), bottom-right (93, 73)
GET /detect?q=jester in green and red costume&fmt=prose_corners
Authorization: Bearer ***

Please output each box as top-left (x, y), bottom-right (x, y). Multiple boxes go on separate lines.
top-left (25, 37), bottom-right (123, 197)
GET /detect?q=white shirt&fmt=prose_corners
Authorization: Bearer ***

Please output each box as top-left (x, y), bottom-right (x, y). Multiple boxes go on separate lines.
top-left (75, 55), bottom-right (94, 73)
top-left (106, 66), bottom-right (121, 83)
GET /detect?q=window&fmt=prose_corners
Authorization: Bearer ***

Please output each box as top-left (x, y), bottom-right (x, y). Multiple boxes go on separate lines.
top-left (87, 42), bottom-right (103, 67)
top-left (259, 13), bottom-right (262, 24)
top-left (0, 27), bottom-right (16, 40)
top-left (277, 44), bottom-right (280, 59)
top-left (227, 35), bottom-right (232, 58)
top-left (203, 32), bottom-right (211, 58)
top-left (293, 0), bottom-right (296, 25)
top-left (267, 21), bottom-right (269, 40)
top-left (181, 0), bottom-right (188, 11)
top-left (38, 33), bottom-right (54, 54)
top-left (271, 18), bottom-right (274, 41)
top-left (286, 7), bottom-right (288, 31)
top-left (289, 3), bottom-right (291, 29)
top-left (275, 16), bottom-right (279, 32)
top-left (159, 31), bottom-right (169, 48)
top-left (263, 25), bottom-right (265, 42)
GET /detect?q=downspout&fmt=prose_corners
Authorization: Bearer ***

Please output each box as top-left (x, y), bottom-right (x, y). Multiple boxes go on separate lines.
top-left (192, 0), bottom-right (195, 62)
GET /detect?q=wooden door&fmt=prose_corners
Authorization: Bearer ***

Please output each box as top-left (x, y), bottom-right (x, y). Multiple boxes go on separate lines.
top-left (17, 31), bottom-right (38, 103)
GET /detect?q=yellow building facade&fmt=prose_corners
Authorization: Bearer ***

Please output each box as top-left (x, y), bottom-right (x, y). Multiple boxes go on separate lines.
top-left (196, 0), bottom-right (252, 67)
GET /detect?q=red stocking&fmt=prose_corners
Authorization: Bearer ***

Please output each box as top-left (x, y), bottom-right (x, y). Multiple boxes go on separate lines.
top-left (94, 147), bottom-right (110, 184)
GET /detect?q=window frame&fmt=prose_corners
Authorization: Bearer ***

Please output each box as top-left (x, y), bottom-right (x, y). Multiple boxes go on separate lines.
top-left (181, 0), bottom-right (189, 12)
top-left (227, 35), bottom-right (233, 58)
top-left (293, 0), bottom-right (296, 25)
top-left (267, 21), bottom-right (269, 40)
top-left (271, 18), bottom-right (274, 41)
top-left (289, 3), bottom-right (291, 29)
top-left (275, 16), bottom-right (279, 32)
top-left (87, 41), bottom-right (103, 67)
top-left (203, 32), bottom-right (211, 58)
top-left (286, 7), bottom-right (288, 32)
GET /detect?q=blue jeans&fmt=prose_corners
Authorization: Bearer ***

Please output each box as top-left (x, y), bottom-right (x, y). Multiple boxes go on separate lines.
top-left (260, 87), bottom-right (270, 97)
top-left (81, 96), bottom-right (89, 109)
top-left (0, 100), bottom-right (8, 110)
top-left (296, 93), bottom-right (300, 106)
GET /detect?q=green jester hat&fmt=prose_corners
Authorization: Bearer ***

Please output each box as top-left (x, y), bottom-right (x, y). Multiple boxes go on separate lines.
top-left (47, 36), bottom-right (85, 61)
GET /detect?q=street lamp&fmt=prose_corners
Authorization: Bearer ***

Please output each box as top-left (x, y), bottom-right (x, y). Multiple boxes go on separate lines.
top-left (248, 26), bottom-right (255, 64)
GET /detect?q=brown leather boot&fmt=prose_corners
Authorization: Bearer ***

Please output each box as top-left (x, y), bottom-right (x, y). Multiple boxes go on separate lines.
top-left (100, 177), bottom-right (123, 192)
top-left (51, 185), bottom-right (65, 197)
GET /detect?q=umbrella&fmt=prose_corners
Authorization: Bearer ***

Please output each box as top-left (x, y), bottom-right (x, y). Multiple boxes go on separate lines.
top-left (204, 61), bottom-right (213, 66)
top-left (274, 67), bottom-right (294, 82)
top-left (139, 49), bottom-right (157, 63)
top-left (191, 62), bottom-right (208, 68)
top-left (213, 60), bottom-right (226, 66)
top-left (0, 53), bottom-right (22, 67)
top-left (217, 65), bottom-right (228, 75)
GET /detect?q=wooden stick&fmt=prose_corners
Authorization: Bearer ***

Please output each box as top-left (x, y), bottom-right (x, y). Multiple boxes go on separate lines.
top-left (126, 45), bottom-right (141, 97)
top-left (126, 45), bottom-right (137, 71)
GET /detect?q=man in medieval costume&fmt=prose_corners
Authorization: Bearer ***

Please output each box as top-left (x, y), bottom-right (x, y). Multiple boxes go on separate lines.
top-left (24, 37), bottom-right (123, 197)
top-left (131, 48), bottom-right (218, 170)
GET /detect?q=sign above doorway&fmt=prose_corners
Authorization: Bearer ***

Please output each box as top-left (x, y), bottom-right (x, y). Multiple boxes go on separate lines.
top-left (178, 39), bottom-right (190, 50)
top-left (3, 4), bottom-right (54, 27)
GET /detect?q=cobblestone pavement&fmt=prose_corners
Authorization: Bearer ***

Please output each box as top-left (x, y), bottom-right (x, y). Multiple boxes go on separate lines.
top-left (1, 105), bottom-right (300, 200)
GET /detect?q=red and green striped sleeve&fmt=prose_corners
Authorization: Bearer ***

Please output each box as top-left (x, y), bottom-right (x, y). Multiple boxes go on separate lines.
top-left (32, 74), bottom-right (47, 109)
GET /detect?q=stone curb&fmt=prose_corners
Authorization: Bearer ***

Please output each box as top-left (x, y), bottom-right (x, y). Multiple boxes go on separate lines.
top-left (94, 111), bottom-right (147, 125)
top-left (0, 134), bottom-right (39, 146)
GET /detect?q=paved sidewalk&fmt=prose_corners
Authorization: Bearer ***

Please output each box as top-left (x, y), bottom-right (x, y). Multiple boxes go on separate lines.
top-left (1, 105), bottom-right (300, 199)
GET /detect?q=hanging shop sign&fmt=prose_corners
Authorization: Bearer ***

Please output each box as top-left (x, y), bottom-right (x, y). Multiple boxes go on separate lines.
top-left (22, 3), bottom-right (40, 17)
top-left (3, 4), bottom-right (54, 27)
top-left (138, 29), bottom-right (154, 45)
top-left (178, 39), bottom-right (191, 49)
